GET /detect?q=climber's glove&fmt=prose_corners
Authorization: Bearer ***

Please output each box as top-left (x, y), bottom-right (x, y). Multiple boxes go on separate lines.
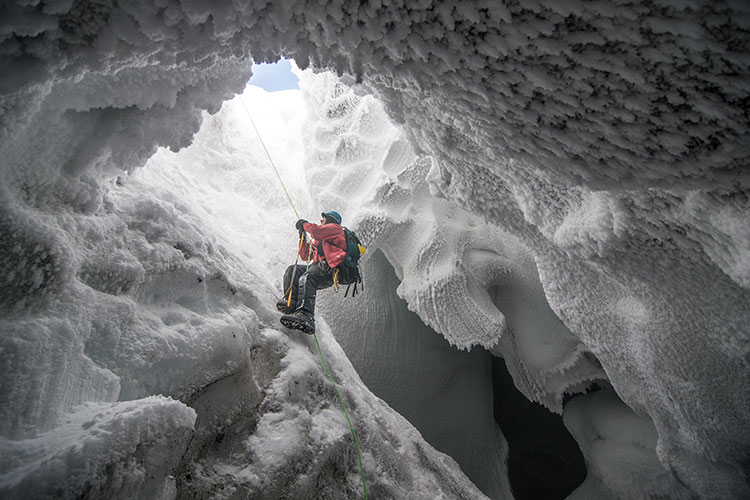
top-left (295, 219), bottom-right (308, 237)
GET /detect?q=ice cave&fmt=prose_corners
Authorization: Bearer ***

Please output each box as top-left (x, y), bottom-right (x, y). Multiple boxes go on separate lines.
top-left (1, 1), bottom-right (748, 499)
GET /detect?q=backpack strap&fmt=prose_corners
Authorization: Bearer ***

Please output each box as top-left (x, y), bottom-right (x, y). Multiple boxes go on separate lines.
top-left (346, 281), bottom-right (360, 298)
top-left (343, 265), bottom-right (363, 297)
top-left (337, 226), bottom-right (350, 252)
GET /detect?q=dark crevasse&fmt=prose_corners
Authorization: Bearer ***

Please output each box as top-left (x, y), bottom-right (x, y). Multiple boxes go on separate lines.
top-left (318, 249), bottom-right (511, 499)
top-left (492, 356), bottom-right (586, 500)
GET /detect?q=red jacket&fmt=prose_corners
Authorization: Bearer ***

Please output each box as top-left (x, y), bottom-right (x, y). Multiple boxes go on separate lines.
top-left (300, 222), bottom-right (347, 268)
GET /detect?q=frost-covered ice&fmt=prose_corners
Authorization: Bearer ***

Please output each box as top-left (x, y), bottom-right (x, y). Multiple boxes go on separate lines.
top-left (0, 397), bottom-right (195, 499)
top-left (2, 1), bottom-right (750, 500)
top-left (0, 81), bottom-right (489, 499)
top-left (563, 391), bottom-right (694, 500)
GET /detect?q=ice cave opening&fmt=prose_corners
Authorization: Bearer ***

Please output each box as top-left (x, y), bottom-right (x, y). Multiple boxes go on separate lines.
top-left (2, 2), bottom-right (750, 499)
top-left (492, 357), bottom-right (586, 500)
top-left (319, 244), bottom-right (597, 499)
top-left (240, 62), bottom-right (602, 499)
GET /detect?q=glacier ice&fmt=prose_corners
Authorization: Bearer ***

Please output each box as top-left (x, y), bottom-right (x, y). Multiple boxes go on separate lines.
top-left (1, 1), bottom-right (749, 499)
top-left (0, 398), bottom-right (196, 500)
top-left (0, 83), bottom-right (490, 499)
top-left (319, 248), bottom-right (513, 499)
top-left (564, 390), bottom-right (695, 500)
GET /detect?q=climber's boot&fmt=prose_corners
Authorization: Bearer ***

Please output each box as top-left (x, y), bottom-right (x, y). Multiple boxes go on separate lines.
top-left (280, 309), bottom-right (316, 335)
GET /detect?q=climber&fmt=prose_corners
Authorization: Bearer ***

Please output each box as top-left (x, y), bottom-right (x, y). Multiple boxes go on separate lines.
top-left (277, 210), bottom-right (347, 334)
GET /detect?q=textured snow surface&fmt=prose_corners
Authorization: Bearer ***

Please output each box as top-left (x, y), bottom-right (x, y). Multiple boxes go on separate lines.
top-left (564, 391), bottom-right (694, 500)
top-left (0, 83), bottom-right (490, 499)
top-left (320, 249), bottom-right (513, 500)
top-left (0, 397), bottom-right (195, 500)
top-left (1, 1), bottom-right (749, 499)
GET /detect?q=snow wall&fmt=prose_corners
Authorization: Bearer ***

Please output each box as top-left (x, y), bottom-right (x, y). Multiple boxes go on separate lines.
top-left (1, 1), bottom-right (749, 500)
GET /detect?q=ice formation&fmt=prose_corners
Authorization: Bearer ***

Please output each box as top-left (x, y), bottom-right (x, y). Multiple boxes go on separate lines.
top-left (0, 81), bottom-right (490, 499)
top-left (1, 1), bottom-right (749, 500)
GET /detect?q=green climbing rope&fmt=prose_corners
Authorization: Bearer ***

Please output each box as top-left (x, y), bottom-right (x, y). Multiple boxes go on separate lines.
top-left (240, 93), bottom-right (368, 499)
top-left (239, 94), bottom-right (300, 220)
top-left (314, 334), bottom-right (369, 500)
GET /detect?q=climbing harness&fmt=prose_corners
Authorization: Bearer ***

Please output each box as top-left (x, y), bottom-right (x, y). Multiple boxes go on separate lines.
top-left (240, 94), bottom-right (368, 499)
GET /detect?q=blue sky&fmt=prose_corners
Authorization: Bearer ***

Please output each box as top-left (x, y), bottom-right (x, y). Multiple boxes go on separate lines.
top-left (249, 59), bottom-right (299, 91)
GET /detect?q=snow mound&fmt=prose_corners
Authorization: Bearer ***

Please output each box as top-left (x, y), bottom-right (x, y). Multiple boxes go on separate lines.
top-left (185, 327), bottom-right (490, 500)
top-left (0, 397), bottom-right (196, 500)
